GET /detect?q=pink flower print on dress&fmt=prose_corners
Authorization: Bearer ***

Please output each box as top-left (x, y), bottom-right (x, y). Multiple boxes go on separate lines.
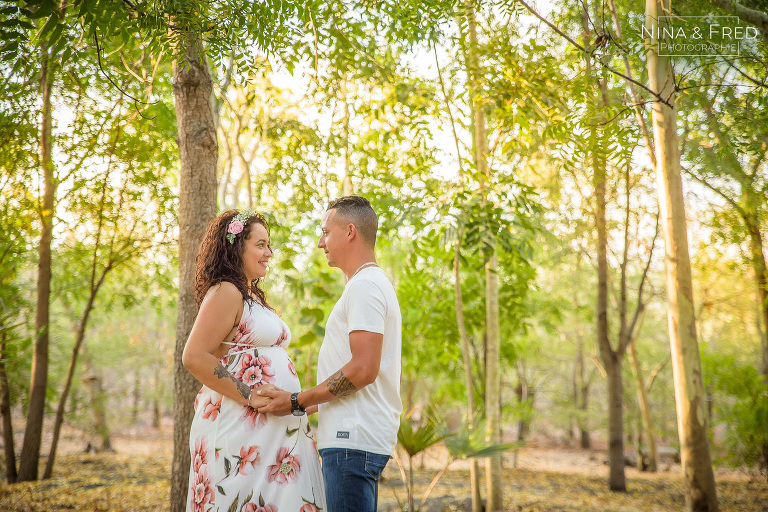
top-left (267, 447), bottom-right (301, 485)
top-left (300, 503), bottom-right (321, 512)
top-left (242, 503), bottom-right (278, 512)
top-left (236, 353), bottom-right (276, 388)
top-left (288, 361), bottom-right (297, 377)
top-left (232, 321), bottom-right (250, 345)
top-left (194, 388), bottom-right (203, 410)
top-left (273, 327), bottom-right (288, 347)
top-left (241, 405), bottom-right (268, 430)
top-left (202, 394), bottom-right (222, 421)
top-left (192, 436), bottom-right (210, 473)
top-left (238, 444), bottom-right (261, 475)
top-left (242, 493), bottom-right (277, 512)
top-left (190, 464), bottom-right (214, 512)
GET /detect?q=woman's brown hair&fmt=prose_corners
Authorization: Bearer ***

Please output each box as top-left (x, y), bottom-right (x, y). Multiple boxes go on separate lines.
top-left (195, 209), bottom-right (271, 309)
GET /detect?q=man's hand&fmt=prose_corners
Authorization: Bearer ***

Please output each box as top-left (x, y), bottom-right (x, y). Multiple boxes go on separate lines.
top-left (248, 384), bottom-right (276, 409)
top-left (256, 386), bottom-right (292, 416)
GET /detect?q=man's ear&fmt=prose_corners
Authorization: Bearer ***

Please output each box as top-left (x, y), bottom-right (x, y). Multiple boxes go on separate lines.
top-left (347, 223), bottom-right (357, 241)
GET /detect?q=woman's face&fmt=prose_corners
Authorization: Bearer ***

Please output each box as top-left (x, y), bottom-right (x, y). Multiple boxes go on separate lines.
top-left (241, 222), bottom-right (272, 282)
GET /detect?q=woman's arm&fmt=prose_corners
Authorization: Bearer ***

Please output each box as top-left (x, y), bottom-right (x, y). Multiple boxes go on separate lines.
top-left (181, 282), bottom-right (272, 409)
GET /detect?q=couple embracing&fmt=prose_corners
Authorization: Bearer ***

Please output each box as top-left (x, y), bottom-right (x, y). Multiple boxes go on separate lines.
top-left (182, 196), bottom-right (402, 512)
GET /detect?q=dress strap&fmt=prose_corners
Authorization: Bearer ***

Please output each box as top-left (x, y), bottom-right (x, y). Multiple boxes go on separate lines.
top-left (221, 342), bottom-right (257, 357)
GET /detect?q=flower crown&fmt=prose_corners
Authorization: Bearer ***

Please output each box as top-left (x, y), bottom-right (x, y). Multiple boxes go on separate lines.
top-left (226, 209), bottom-right (258, 244)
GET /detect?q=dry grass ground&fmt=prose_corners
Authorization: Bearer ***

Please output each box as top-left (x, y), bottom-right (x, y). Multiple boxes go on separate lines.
top-left (1, 425), bottom-right (766, 511)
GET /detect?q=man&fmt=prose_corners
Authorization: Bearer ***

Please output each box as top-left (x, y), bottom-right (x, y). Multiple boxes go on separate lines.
top-left (258, 195), bottom-right (402, 512)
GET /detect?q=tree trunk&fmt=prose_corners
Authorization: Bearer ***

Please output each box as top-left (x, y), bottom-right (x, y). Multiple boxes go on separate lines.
top-left (744, 222), bottom-right (768, 469)
top-left (645, 2), bottom-right (719, 509)
top-left (464, 7), bottom-right (503, 508)
top-left (0, 332), bottom-right (17, 482)
top-left (153, 365), bottom-right (161, 429)
top-left (593, 109), bottom-right (626, 491)
top-left (44, 286), bottom-right (100, 478)
top-left (745, 223), bottom-right (768, 383)
top-left (628, 337), bottom-right (659, 472)
top-left (484, 252), bottom-right (502, 511)
top-left (133, 370), bottom-right (141, 424)
top-left (82, 351), bottom-right (112, 452)
top-left (341, 79), bottom-right (353, 196)
top-left (574, 334), bottom-right (591, 449)
top-left (454, 241), bottom-right (483, 512)
top-left (605, 356), bottom-right (626, 489)
top-left (170, 31), bottom-right (219, 512)
top-left (18, 40), bottom-right (56, 483)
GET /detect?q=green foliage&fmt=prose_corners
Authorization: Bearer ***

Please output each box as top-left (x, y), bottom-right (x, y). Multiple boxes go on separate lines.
top-left (398, 407), bottom-right (453, 458)
top-left (702, 349), bottom-right (768, 474)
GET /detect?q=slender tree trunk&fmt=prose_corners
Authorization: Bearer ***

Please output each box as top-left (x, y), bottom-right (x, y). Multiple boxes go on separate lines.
top-left (574, 334), bottom-right (591, 449)
top-left (341, 80), bottom-right (353, 196)
top-left (82, 351), bottom-right (112, 452)
top-left (645, 2), bottom-right (718, 509)
top-left (744, 223), bottom-right (768, 469)
top-left (745, 224), bottom-right (768, 383)
top-left (18, 40), bottom-right (56, 483)
top-left (484, 252), bottom-right (502, 510)
top-left (628, 336), bottom-right (659, 472)
top-left (579, 386), bottom-right (591, 449)
top-left (464, 7), bottom-right (503, 508)
top-left (218, 133), bottom-right (233, 208)
top-left (606, 355), bottom-right (626, 489)
top-left (133, 370), bottom-right (141, 424)
top-left (0, 332), bottom-right (17, 482)
top-left (454, 241), bottom-right (483, 512)
top-left (515, 360), bottom-right (532, 442)
top-left (170, 30), bottom-right (219, 512)
top-left (153, 365), bottom-right (161, 429)
top-left (44, 286), bottom-right (100, 478)
top-left (592, 105), bottom-right (626, 491)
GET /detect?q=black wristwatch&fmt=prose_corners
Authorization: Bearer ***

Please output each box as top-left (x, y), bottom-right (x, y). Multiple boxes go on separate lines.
top-left (290, 392), bottom-right (306, 416)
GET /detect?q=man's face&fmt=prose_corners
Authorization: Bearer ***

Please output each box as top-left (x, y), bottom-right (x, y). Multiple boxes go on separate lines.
top-left (318, 209), bottom-right (347, 268)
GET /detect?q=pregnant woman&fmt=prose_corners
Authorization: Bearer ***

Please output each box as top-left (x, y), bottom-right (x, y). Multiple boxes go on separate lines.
top-left (182, 209), bottom-right (325, 512)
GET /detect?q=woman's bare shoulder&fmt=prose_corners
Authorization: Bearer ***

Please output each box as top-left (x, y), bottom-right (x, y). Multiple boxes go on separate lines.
top-left (201, 281), bottom-right (243, 308)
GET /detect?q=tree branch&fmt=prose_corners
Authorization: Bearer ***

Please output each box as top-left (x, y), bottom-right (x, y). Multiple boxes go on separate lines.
top-left (709, 0), bottom-right (768, 41)
top-left (511, 0), bottom-right (674, 108)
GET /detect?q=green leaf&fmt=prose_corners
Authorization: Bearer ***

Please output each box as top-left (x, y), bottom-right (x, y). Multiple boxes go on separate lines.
top-left (37, 15), bottom-right (58, 41)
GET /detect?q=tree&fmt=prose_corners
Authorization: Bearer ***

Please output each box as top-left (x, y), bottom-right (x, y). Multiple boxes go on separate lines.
top-left (17, 9), bottom-right (58, 481)
top-left (644, 1), bottom-right (719, 509)
top-left (169, 29), bottom-right (219, 511)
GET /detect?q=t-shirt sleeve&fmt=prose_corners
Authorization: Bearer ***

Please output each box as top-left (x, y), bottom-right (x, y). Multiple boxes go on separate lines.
top-left (346, 279), bottom-right (387, 335)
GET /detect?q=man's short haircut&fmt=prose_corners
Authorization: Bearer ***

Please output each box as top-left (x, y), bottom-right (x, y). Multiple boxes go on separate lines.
top-left (328, 196), bottom-right (378, 247)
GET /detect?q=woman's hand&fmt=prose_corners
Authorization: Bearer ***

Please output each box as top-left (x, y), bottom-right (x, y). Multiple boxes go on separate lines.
top-left (248, 384), bottom-right (277, 409)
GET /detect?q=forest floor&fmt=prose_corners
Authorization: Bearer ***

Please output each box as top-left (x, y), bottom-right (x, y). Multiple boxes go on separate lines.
top-left (1, 422), bottom-right (766, 511)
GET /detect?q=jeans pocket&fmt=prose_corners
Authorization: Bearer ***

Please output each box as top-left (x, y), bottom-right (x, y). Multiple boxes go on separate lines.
top-left (364, 454), bottom-right (389, 480)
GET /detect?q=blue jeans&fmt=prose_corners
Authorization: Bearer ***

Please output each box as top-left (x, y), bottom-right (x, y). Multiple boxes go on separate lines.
top-left (319, 448), bottom-right (390, 512)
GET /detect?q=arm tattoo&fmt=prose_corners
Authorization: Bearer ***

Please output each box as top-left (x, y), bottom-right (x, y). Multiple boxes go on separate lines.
top-left (213, 363), bottom-right (251, 399)
top-left (327, 369), bottom-right (357, 398)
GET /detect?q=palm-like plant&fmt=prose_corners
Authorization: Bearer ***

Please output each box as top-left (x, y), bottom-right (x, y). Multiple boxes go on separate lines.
top-left (396, 409), bottom-right (522, 512)
top-left (397, 406), bottom-right (521, 512)
top-left (397, 407), bottom-right (452, 512)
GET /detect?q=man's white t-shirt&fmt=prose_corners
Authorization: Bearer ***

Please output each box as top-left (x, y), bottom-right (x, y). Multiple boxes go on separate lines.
top-left (316, 266), bottom-right (402, 456)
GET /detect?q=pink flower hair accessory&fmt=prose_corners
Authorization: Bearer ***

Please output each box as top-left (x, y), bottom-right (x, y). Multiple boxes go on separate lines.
top-left (226, 209), bottom-right (258, 244)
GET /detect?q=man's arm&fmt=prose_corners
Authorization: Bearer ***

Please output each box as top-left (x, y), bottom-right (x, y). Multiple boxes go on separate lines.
top-left (257, 330), bottom-right (383, 415)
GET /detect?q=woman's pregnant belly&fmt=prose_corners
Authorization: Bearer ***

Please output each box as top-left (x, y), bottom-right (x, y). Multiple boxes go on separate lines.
top-left (224, 345), bottom-right (301, 393)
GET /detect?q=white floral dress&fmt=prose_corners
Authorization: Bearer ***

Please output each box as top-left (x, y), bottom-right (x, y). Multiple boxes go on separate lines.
top-left (187, 301), bottom-right (325, 512)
